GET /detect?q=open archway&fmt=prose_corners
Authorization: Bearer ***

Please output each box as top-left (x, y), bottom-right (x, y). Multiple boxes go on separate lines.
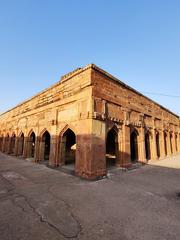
top-left (155, 131), bottom-right (160, 158)
top-left (18, 133), bottom-right (24, 156)
top-left (164, 132), bottom-right (167, 156)
top-left (42, 131), bottom-right (51, 161)
top-left (145, 131), bottom-right (151, 160)
top-left (10, 134), bottom-right (16, 154)
top-left (106, 128), bottom-right (118, 167)
top-left (130, 130), bottom-right (138, 162)
top-left (61, 128), bottom-right (76, 165)
top-left (58, 128), bottom-right (76, 167)
top-left (28, 132), bottom-right (36, 158)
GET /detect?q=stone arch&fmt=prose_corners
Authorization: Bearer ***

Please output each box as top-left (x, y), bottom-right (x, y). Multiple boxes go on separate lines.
top-left (130, 128), bottom-right (139, 162)
top-left (10, 132), bottom-right (16, 154)
top-left (164, 131), bottom-right (168, 156)
top-left (59, 124), bottom-right (77, 137)
top-left (39, 128), bottom-right (51, 138)
top-left (155, 130), bottom-right (160, 158)
top-left (106, 126), bottom-right (119, 167)
top-left (18, 132), bottom-right (24, 156)
top-left (145, 130), bottom-right (152, 161)
top-left (58, 127), bottom-right (76, 166)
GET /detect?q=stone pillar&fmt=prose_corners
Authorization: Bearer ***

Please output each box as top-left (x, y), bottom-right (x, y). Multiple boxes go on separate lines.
top-left (0, 138), bottom-right (1, 152)
top-left (139, 127), bottom-right (146, 163)
top-left (151, 130), bottom-right (157, 160)
top-left (2, 137), bottom-right (6, 152)
top-left (57, 138), bottom-right (66, 166)
top-left (7, 138), bottom-right (11, 154)
top-left (26, 138), bottom-right (31, 158)
top-left (23, 136), bottom-right (28, 158)
top-left (161, 131), bottom-right (167, 158)
top-left (173, 133), bottom-right (177, 154)
top-left (5, 138), bottom-right (10, 153)
top-left (17, 137), bottom-right (24, 156)
top-left (14, 137), bottom-right (19, 156)
top-left (121, 124), bottom-right (131, 167)
top-left (116, 127), bottom-right (123, 167)
top-left (167, 132), bottom-right (171, 156)
top-left (175, 133), bottom-right (179, 153)
top-left (34, 137), bottom-right (40, 162)
top-left (49, 135), bottom-right (58, 166)
top-left (49, 111), bottom-right (58, 166)
top-left (39, 140), bottom-right (45, 161)
top-left (76, 119), bottom-right (106, 180)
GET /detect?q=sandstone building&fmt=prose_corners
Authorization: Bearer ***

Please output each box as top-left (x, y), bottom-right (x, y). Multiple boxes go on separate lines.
top-left (0, 64), bottom-right (179, 179)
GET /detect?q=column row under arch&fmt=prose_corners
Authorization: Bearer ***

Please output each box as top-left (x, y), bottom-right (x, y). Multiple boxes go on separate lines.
top-left (0, 128), bottom-right (77, 168)
top-left (105, 126), bottom-right (179, 167)
top-left (0, 124), bottom-right (179, 178)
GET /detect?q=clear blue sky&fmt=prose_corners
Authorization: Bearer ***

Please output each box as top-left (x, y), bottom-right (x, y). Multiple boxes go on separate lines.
top-left (0, 0), bottom-right (180, 115)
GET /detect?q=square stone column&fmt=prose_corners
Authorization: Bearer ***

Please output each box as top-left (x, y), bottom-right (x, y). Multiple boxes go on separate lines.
top-left (115, 127), bottom-right (124, 167)
top-left (173, 133), bottom-right (177, 154)
top-left (57, 138), bottom-right (66, 166)
top-left (49, 135), bottom-right (58, 166)
top-left (76, 119), bottom-right (106, 180)
top-left (160, 131), bottom-right (166, 158)
top-left (7, 138), bottom-right (11, 154)
top-left (34, 137), bottom-right (40, 162)
top-left (138, 127), bottom-right (146, 163)
top-left (167, 132), bottom-right (171, 156)
top-left (2, 138), bottom-right (5, 152)
top-left (151, 129), bottom-right (157, 160)
top-left (121, 125), bottom-right (131, 167)
top-left (14, 138), bottom-right (19, 156)
top-left (23, 136), bottom-right (29, 158)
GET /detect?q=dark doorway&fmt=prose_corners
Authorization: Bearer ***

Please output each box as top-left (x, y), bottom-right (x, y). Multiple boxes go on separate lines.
top-left (145, 132), bottom-right (151, 160)
top-left (29, 132), bottom-right (36, 158)
top-left (62, 129), bottom-right (76, 165)
top-left (10, 134), bottom-right (16, 154)
top-left (164, 132), bottom-right (167, 156)
top-left (130, 130), bottom-right (138, 162)
top-left (18, 133), bottom-right (24, 156)
top-left (170, 133), bottom-right (173, 154)
top-left (42, 131), bottom-right (51, 160)
top-left (106, 128), bottom-right (118, 167)
top-left (156, 132), bottom-right (160, 158)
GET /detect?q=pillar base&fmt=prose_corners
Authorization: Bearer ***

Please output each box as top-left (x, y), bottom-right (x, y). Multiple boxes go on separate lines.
top-left (75, 169), bottom-right (107, 180)
top-left (117, 163), bottom-right (132, 168)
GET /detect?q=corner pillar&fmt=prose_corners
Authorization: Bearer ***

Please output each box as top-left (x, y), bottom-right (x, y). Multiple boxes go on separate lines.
top-left (76, 119), bottom-right (106, 180)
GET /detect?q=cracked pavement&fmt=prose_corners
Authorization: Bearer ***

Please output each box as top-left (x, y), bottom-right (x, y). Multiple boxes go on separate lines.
top-left (0, 153), bottom-right (180, 240)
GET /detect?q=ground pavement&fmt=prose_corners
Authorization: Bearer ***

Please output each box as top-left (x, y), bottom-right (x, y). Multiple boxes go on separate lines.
top-left (0, 152), bottom-right (180, 240)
